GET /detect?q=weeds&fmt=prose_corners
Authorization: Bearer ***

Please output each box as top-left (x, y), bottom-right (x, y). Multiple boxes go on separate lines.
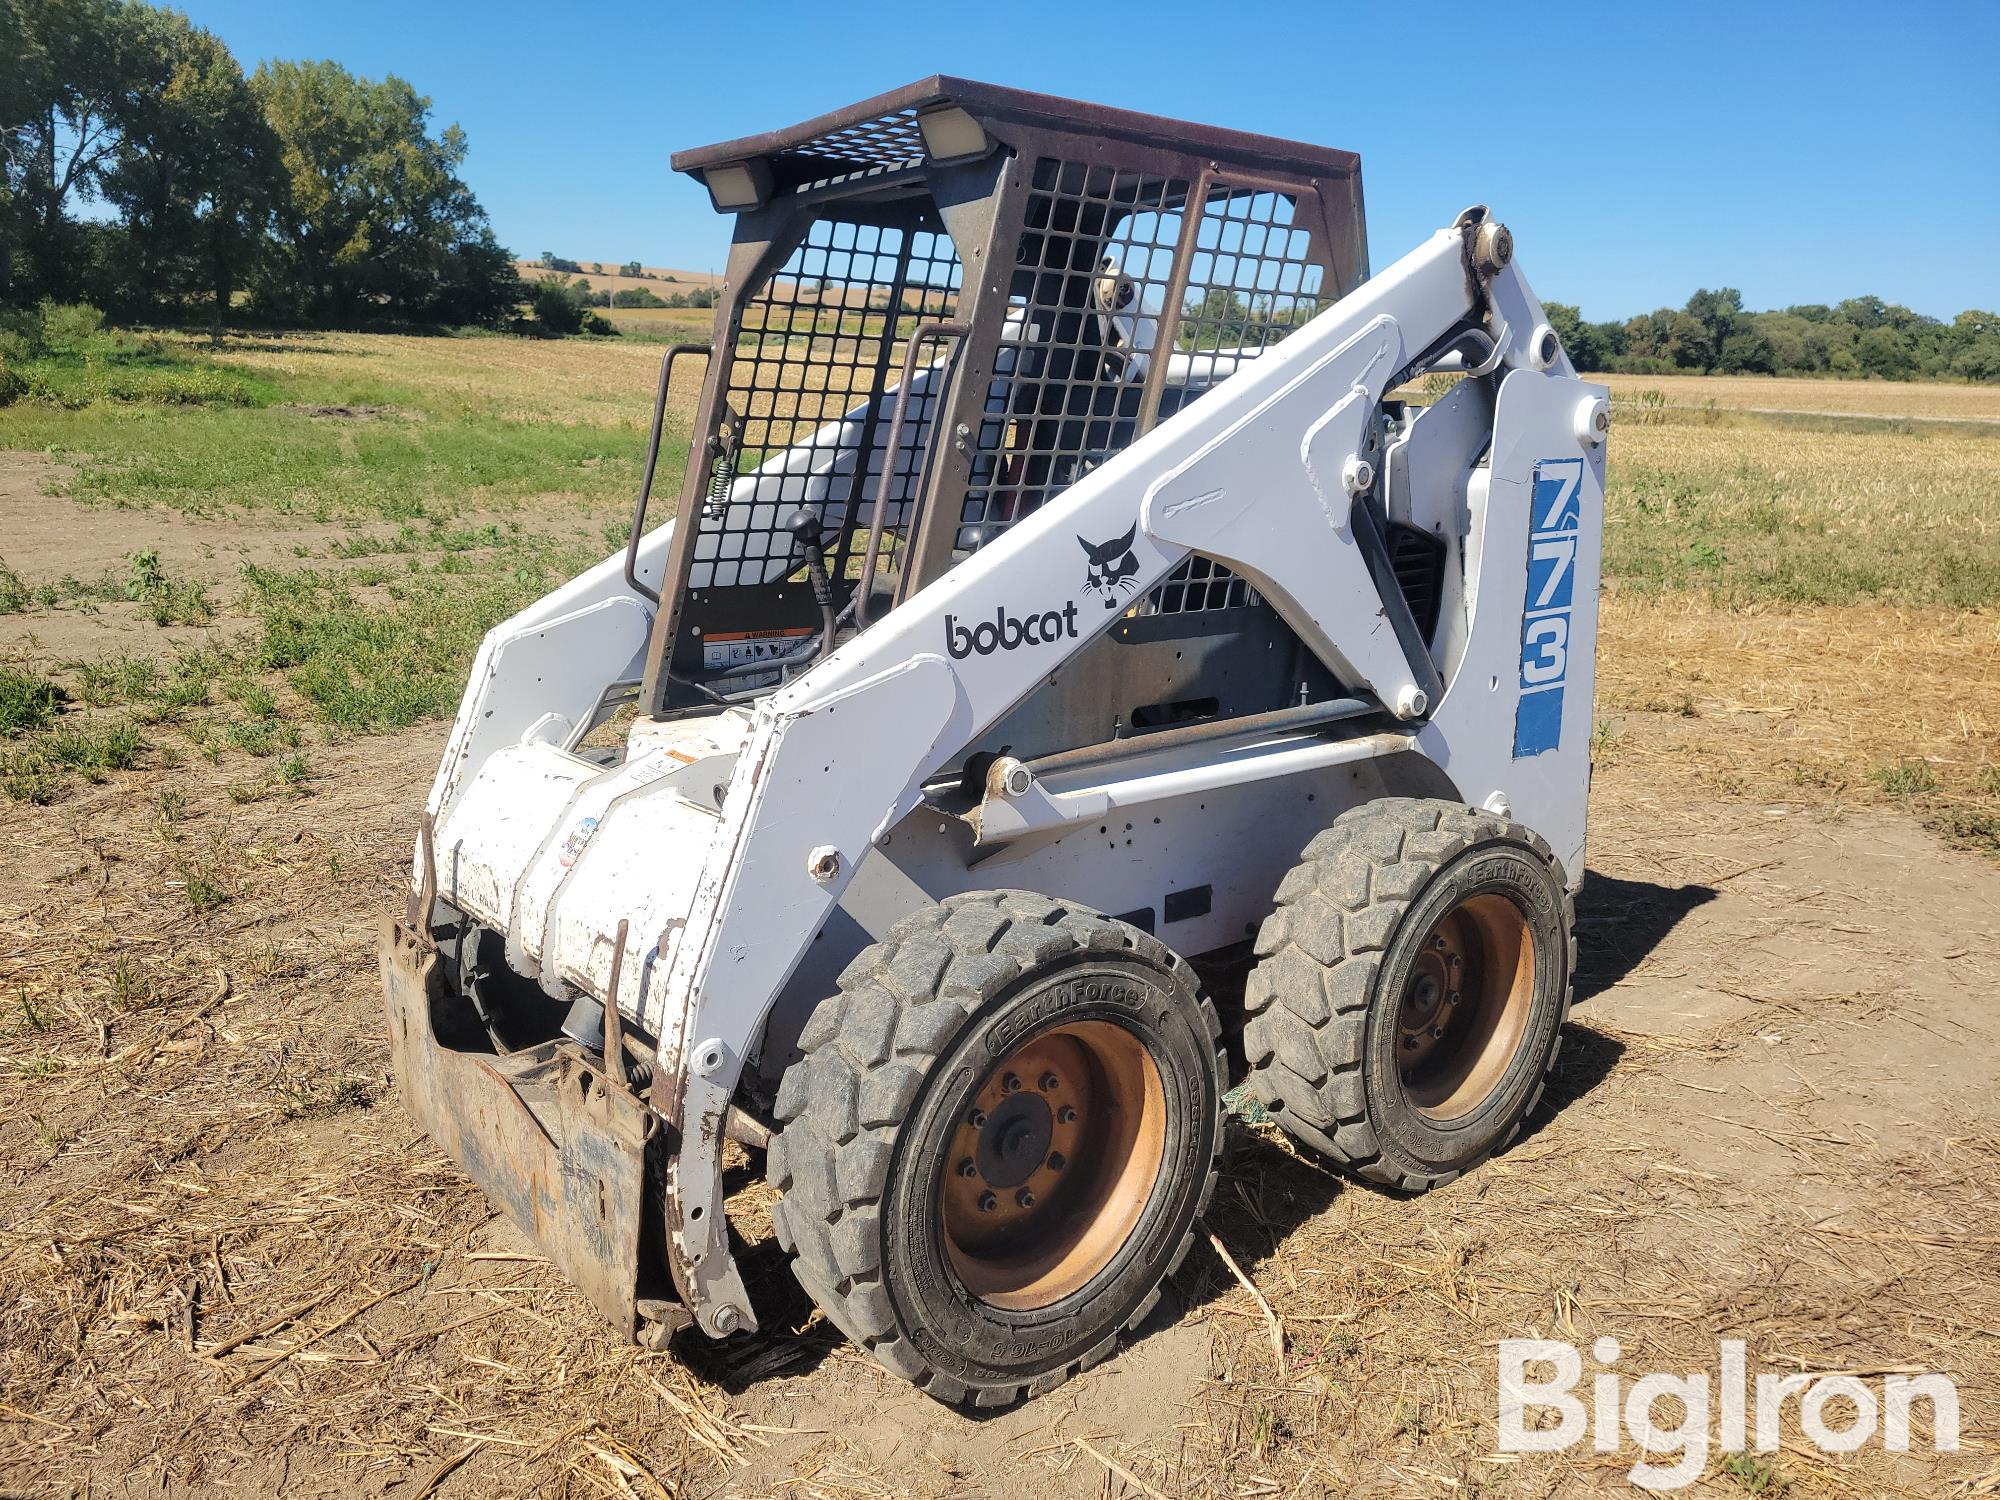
top-left (0, 718), bottom-right (142, 801)
top-left (1874, 759), bottom-right (1939, 796)
top-left (0, 667), bottom-right (65, 736)
top-left (279, 1069), bottom-right (374, 1120)
top-left (123, 549), bottom-right (213, 626)
top-left (1720, 1450), bottom-right (1790, 1494)
top-left (108, 957), bottom-right (153, 1010)
top-left (177, 859), bottom-right (230, 913)
top-left (15, 991), bottom-right (48, 1035)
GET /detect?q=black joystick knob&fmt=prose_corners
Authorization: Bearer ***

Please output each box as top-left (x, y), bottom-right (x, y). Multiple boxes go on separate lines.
top-left (784, 507), bottom-right (834, 608)
top-left (783, 506), bottom-right (823, 548)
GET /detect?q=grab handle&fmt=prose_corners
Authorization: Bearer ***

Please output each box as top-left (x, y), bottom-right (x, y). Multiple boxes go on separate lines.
top-left (624, 343), bottom-right (712, 604)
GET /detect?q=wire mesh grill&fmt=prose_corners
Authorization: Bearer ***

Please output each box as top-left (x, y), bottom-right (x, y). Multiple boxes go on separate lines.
top-left (691, 217), bottom-right (961, 590)
top-left (957, 166), bottom-right (1329, 614)
top-left (796, 108), bottom-right (928, 170)
top-left (959, 160), bottom-right (1189, 554)
top-left (1174, 188), bottom-right (1327, 360)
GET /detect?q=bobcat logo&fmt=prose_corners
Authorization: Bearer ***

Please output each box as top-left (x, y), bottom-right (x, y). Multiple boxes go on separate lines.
top-left (1079, 524), bottom-right (1140, 607)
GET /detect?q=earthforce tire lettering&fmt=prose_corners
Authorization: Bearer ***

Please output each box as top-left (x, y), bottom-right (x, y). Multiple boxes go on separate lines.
top-left (1243, 799), bottom-right (1575, 1192)
top-left (768, 890), bottom-right (1224, 1406)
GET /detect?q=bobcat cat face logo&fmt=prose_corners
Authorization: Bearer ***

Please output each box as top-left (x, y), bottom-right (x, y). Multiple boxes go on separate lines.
top-left (1079, 524), bottom-right (1140, 607)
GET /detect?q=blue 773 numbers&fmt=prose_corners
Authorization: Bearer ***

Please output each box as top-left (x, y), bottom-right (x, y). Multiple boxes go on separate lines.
top-left (1513, 457), bottom-right (1582, 758)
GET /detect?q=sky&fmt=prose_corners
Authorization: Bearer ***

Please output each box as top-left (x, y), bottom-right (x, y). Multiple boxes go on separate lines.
top-left (183, 0), bottom-right (1998, 322)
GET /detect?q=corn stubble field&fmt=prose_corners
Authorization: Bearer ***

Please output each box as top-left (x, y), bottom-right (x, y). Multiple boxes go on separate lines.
top-left (0, 331), bottom-right (1997, 1498)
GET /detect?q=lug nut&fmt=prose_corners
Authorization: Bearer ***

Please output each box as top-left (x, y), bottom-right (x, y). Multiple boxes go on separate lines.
top-left (1016, 1188), bottom-right (1036, 1208)
top-left (1430, 1024), bottom-right (1445, 1039)
top-left (1001, 1073), bottom-right (1021, 1093)
top-left (1047, 1152), bottom-right (1066, 1173)
top-left (967, 1108), bottom-right (986, 1128)
top-left (1057, 1105), bottom-right (1078, 1124)
top-left (1449, 953), bottom-right (1462, 969)
top-left (978, 1191), bottom-right (997, 1212)
top-left (957, 1157), bottom-right (977, 1178)
top-left (1433, 935), bottom-right (1448, 951)
top-left (1447, 991), bottom-right (1461, 1006)
top-left (1039, 1072), bottom-right (1060, 1092)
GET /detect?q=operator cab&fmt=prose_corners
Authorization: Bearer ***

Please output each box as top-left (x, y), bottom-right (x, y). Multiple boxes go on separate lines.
top-left (637, 78), bottom-right (1435, 766)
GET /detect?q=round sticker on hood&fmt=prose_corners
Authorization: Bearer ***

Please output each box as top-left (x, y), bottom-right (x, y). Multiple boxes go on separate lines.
top-left (558, 815), bottom-right (599, 868)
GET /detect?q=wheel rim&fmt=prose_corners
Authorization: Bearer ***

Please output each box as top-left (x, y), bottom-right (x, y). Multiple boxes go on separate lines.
top-left (939, 1018), bottom-right (1166, 1312)
top-left (1395, 892), bottom-right (1536, 1121)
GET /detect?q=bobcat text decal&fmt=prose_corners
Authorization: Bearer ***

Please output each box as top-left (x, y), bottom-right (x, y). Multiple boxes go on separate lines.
top-left (945, 602), bottom-right (1081, 659)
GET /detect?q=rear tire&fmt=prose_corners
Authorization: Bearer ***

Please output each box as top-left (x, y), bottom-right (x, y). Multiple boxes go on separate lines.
top-left (1244, 799), bottom-right (1574, 1191)
top-left (769, 891), bottom-right (1224, 1406)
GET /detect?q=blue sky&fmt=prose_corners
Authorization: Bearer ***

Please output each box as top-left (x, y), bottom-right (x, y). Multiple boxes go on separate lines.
top-left (187, 0), bottom-right (1997, 321)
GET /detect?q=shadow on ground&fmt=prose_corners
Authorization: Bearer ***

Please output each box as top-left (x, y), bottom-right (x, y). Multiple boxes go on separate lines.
top-left (1571, 868), bottom-right (1716, 1004)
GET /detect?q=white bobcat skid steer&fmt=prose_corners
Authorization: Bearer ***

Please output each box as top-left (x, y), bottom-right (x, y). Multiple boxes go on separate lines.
top-left (380, 77), bottom-right (1608, 1404)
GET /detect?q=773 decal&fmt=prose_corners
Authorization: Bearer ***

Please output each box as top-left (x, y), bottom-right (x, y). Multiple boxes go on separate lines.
top-left (1514, 458), bottom-right (1582, 758)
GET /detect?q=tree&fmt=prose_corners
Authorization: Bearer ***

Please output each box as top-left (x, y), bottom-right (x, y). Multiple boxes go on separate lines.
top-left (1948, 310), bottom-right (2000, 382)
top-left (531, 272), bottom-right (584, 334)
top-left (1857, 325), bottom-right (1913, 378)
top-left (1663, 311), bottom-right (1714, 371)
top-left (1541, 302), bottom-right (1621, 373)
top-left (100, 8), bottom-right (277, 329)
top-left (1717, 326), bottom-right (1776, 375)
top-left (1681, 288), bottom-right (1742, 371)
top-left (423, 227), bottom-right (521, 326)
top-left (251, 58), bottom-right (501, 324)
top-left (612, 284), bottom-right (664, 308)
top-left (619, 259), bottom-right (642, 278)
top-left (3, 0), bottom-right (143, 301)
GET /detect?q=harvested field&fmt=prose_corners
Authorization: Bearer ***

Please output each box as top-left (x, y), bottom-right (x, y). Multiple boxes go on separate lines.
top-left (1596, 371), bottom-right (2000, 423)
top-left (1, 339), bottom-right (1996, 1497)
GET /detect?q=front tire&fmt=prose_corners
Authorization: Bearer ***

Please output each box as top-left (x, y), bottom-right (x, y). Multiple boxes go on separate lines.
top-left (769, 891), bottom-right (1224, 1406)
top-left (1244, 799), bottom-right (1574, 1191)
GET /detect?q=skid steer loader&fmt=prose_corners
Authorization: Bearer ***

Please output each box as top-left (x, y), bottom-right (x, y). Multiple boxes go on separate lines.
top-left (380, 76), bottom-right (1608, 1405)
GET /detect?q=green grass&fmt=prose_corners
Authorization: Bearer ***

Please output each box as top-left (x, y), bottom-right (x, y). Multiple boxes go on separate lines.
top-left (1874, 758), bottom-right (1940, 796)
top-left (0, 400), bottom-right (664, 521)
top-left (241, 552), bottom-right (586, 732)
top-left (1720, 1450), bottom-right (1789, 1495)
top-left (0, 667), bottom-right (66, 737)
top-left (0, 719), bottom-right (143, 802)
top-left (2, 329), bottom-right (277, 411)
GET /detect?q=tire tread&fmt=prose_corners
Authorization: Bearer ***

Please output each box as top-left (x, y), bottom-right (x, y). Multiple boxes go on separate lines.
top-left (771, 891), bottom-right (1224, 1406)
top-left (1244, 798), bottom-right (1575, 1190)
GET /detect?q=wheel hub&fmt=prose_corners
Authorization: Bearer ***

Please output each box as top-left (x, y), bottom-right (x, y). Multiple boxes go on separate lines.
top-left (974, 1091), bottom-right (1053, 1189)
top-left (939, 1018), bottom-right (1165, 1311)
top-left (1394, 893), bottom-right (1535, 1121)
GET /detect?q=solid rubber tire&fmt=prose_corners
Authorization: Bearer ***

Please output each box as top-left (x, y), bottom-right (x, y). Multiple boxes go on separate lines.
top-left (1243, 798), bottom-right (1575, 1191)
top-left (768, 890), bottom-right (1224, 1406)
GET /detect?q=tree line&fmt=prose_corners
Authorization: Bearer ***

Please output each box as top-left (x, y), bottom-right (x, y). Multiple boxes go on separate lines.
top-left (1, 0), bottom-right (520, 330)
top-left (1545, 290), bottom-right (2000, 383)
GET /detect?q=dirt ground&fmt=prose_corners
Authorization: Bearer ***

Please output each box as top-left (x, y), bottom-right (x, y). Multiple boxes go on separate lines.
top-left (2, 475), bottom-right (1997, 1497)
